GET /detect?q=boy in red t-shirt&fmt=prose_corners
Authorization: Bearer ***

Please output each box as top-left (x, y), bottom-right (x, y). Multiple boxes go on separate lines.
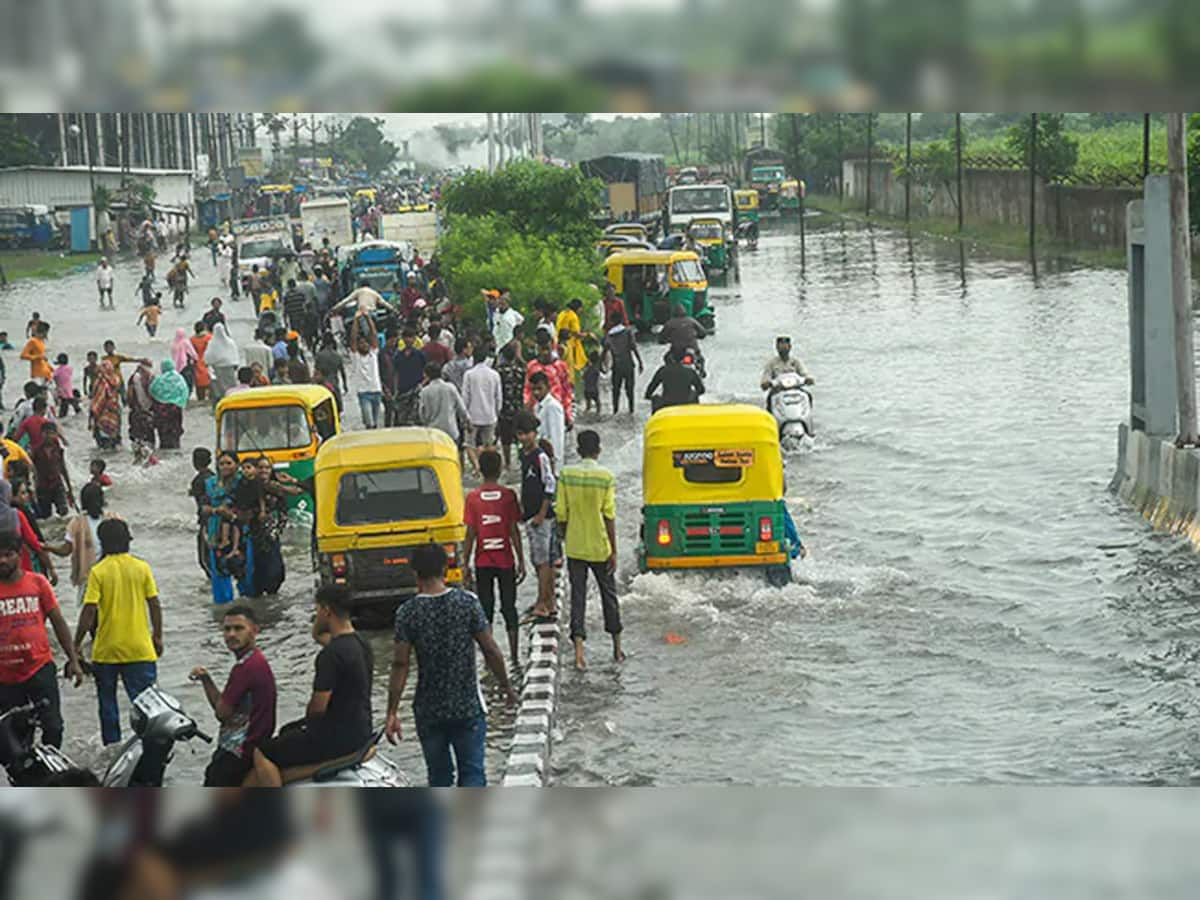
top-left (463, 449), bottom-right (526, 665)
top-left (0, 530), bottom-right (83, 749)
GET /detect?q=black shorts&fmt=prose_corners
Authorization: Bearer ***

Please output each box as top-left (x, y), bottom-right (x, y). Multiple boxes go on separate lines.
top-left (203, 749), bottom-right (255, 786)
top-left (497, 414), bottom-right (516, 445)
top-left (256, 719), bottom-right (360, 769)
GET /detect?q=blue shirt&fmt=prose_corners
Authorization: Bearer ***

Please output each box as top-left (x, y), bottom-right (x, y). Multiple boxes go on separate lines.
top-left (272, 341), bottom-right (288, 362)
top-left (393, 587), bottom-right (488, 724)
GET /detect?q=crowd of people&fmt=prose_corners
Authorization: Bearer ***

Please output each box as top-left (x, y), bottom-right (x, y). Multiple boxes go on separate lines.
top-left (0, 224), bottom-right (639, 788)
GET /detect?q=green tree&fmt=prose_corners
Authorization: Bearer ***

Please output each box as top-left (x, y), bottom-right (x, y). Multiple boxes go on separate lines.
top-left (337, 117), bottom-right (399, 176)
top-left (438, 214), bottom-right (601, 325)
top-left (441, 159), bottom-right (603, 250)
top-left (0, 116), bottom-right (49, 167)
top-left (1005, 113), bottom-right (1079, 182)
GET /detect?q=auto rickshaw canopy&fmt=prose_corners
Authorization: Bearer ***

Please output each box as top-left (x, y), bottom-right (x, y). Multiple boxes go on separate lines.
top-left (313, 427), bottom-right (464, 541)
top-left (605, 249), bottom-right (707, 290)
top-left (642, 404), bottom-right (784, 506)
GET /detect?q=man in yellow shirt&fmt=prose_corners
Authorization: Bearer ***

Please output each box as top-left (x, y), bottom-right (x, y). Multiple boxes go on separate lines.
top-left (556, 428), bottom-right (622, 670)
top-left (74, 519), bottom-right (163, 745)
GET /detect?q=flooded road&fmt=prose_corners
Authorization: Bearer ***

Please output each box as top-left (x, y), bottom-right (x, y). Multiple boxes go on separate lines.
top-left (555, 217), bottom-right (1200, 785)
top-left (3, 215), bottom-right (1195, 786)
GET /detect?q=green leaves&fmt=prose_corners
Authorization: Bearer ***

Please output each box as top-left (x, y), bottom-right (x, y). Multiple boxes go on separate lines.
top-left (440, 160), bottom-right (603, 250)
top-left (440, 213), bottom-right (600, 326)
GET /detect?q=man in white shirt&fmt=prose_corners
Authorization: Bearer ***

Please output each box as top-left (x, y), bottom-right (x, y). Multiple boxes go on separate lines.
top-left (460, 347), bottom-right (502, 476)
top-left (529, 371), bottom-right (565, 472)
top-left (491, 290), bottom-right (524, 353)
top-left (95, 258), bottom-right (114, 309)
top-left (348, 312), bottom-right (383, 429)
top-left (419, 362), bottom-right (467, 445)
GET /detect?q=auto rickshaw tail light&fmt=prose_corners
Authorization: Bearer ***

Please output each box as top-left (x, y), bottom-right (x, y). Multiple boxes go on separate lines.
top-left (759, 517), bottom-right (773, 541)
top-left (443, 543), bottom-right (459, 566)
top-left (331, 553), bottom-right (347, 576)
top-left (657, 520), bottom-right (672, 546)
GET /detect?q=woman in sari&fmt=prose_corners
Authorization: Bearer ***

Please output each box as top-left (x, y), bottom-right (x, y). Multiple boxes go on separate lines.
top-left (90, 361), bottom-right (123, 449)
top-left (206, 323), bottom-right (240, 406)
top-left (149, 360), bottom-right (188, 449)
top-left (202, 450), bottom-right (239, 605)
top-left (171, 328), bottom-right (198, 397)
top-left (555, 298), bottom-right (589, 381)
top-left (189, 322), bottom-right (212, 403)
top-left (127, 362), bottom-right (156, 447)
top-left (250, 455), bottom-right (301, 596)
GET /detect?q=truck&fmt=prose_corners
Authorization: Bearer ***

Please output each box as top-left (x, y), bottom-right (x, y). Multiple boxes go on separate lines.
top-left (232, 216), bottom-right (293, 278)
top-left (300, 196), bottom-right (353, 250)
top-left (579, 153), bottom-right (667, 232)
top-left (743, 146), bottom-right (788, 211)
top-left (664, 183), bottom-right (734, 236)
top-left (380, 207), bottom-right (439, 256)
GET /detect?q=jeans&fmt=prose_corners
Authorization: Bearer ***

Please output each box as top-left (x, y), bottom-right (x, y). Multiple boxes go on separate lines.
top-left (0, 662), bottom-right (64, 747)
top-left (416, 715), bottom-right (486, 787)
top-left (93, 661), bottom-right (157, 745)
top-left (567, 557), bottom-right (622, 642)
top-left (359, 791), bottom-right (444, 900)
top-left (358, 391), bottom-right (382, 429)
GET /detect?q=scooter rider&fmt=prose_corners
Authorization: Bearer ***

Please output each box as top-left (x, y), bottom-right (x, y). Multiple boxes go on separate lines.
top-left (645, 350), bottom-right (705, 412)
top-left (189, 605), bottom-right (277, 787)
top-left (661, 304), bottom-right (706, 359)
top-left (761, 336), bottom-right (814, 391)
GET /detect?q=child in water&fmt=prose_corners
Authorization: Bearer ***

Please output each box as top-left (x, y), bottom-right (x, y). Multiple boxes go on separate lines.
top-left (52, 354), bottom-right (81, 417)
top-left (89, 458), bottom-right (113, 488)
top-left (136, 296), bottom-right (163, 338)
top-left (582, 351), bottom-right (602, 416)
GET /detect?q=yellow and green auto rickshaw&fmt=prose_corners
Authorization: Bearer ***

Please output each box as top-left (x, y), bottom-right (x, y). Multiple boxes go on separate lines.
top-left (734, 189), bottom-right (760, 224)
top-left (215, 384), bottom-right (340, 520)
top-left (604, 248), bottom-right (713, 335)
top-left (312, 427), bottom-right (466, 623)
top-left (637, 404), bottom-right (800, 586)
top-left (686, 217), bottom-right (731, 274)
top-left (779, 179), bottom-right (804, 215)
top-left (605, 222), bottom-right (651, 242)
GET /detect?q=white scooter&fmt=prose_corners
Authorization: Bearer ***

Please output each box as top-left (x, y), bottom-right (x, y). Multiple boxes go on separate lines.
top-left (767, 372), bottom-right (814, 446)
top-left (103, 684), bottom-right (409, 787)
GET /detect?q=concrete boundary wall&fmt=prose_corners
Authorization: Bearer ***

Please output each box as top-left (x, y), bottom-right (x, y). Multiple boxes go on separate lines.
top-left (1111, 423), bottom-right (1200, 545)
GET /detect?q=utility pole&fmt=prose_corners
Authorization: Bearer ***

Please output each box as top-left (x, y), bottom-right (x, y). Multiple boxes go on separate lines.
top-left (58, 113), bottom-right (68, 166)
top-left (904, 112), bottom-right (912, 223)
top-left (955, 113), bottom-right (964, 233)
top-left (1143, 113), bottom-right (1151, 179)
top-left (865, 113), bottom-right (873, 217)
top-left (836, 114), bottom-right (843, 203)
top-left (1167, 113), bottom-right (1198, 444)
top-left (96, 114), bottom-right (106, 167)
top-left (1029, 113), bottom-right (1038, 258)
top-left (760, 112), bottom-right (766, 147)
top-left (486, 113), bottom-right (495, 173)
top-left (498, 113), bottom-right (506, 167)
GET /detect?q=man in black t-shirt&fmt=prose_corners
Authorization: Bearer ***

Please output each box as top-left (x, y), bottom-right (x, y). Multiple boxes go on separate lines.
top-left (250, 585), bottom-right (374, 787)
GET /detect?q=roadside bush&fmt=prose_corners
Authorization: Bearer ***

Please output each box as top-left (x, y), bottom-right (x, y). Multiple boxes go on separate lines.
top-left (439, 212), bottom-right (601, 326)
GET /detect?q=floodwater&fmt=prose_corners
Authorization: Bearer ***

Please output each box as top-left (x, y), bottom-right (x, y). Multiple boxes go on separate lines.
top-left (2, 214), bottom-right (1196, 787)
top-left (554, 217), bottom-right (1200, 785)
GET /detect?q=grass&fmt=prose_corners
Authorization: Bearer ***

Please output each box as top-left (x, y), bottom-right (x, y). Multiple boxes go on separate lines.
top-left (0, 249), bottom-right (104, 284)
top-left (804, 193), bottom-right (1129, 270)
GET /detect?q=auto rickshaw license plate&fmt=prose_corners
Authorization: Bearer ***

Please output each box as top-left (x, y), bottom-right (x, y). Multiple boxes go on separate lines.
top-left (756, 541), bottom-right (779, 554)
